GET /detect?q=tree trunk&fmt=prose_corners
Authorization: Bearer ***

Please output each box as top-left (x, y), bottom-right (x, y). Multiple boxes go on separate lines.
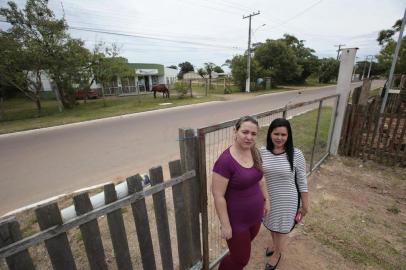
top-left (35, 96), bottom-right (42, 114)
top-left (101, 84), bottom-right (106, 107)
top-left (0, 96), bottom-right (4, 120)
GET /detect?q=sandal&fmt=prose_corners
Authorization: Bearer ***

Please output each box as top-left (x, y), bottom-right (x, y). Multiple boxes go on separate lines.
top-left (264, 253), bottom-right (281, 270)
top-left (265, 247), bottom-right (274, 257)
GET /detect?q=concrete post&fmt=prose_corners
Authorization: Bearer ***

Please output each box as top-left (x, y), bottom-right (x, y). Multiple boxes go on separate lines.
top-left (148, 76), bottom-right (153, 91)
top-left (330, 48), bottom-right (358, 155)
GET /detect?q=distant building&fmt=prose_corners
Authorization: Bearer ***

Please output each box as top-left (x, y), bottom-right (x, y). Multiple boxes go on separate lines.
top-left (39, 63), bottom-right (177, 96)
top-left (183, 71), bottom-right (221, 80)
top-left (100, 63), bottom-right (178, 96)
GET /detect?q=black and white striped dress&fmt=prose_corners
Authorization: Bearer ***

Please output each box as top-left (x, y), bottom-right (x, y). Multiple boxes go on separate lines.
top-left (260, 147), bottom-right (308, 233)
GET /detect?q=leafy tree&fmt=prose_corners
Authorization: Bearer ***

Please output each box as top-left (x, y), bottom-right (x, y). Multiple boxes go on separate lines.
top-left (376, 19), bottom-right (406, 75)
top-left (0, 0), bottom-right (96, 110)
top-left (91, 42), bottom-right (132, 104)
top-left (228, 54), bottom-right (265, 91)
top-left (0, 0), bottom-right (67, 112)
top-left (197, 68), bottom-right (207, 78)
top-left (213, 65), bottom-right (224, 73)
top-left (177, 61), bottom-right (194, 79)
top-left (318, 58), bottom-right (339, 83)
top-left (282, 34), bottom-right (319, 83)
top-left (254, 39), bottom-right (301, 84)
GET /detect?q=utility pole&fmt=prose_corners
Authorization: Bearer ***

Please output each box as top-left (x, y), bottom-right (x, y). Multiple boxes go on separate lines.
top-left (380, 7), bottom-right (406, 114)
top-left (334, 44), bottom-right (346, 60)
top-left (243, 11), bottom-right (260, 93)
top-left (367, 55), bottom-right (374, 78)
top-left (361, 56), bottom-right (368, 80)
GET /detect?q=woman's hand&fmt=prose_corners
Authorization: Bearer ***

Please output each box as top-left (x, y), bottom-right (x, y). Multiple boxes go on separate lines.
top-left (299, 205), bottom-right (309, 217)
top-left (221, 224), bottom-right (232, 240)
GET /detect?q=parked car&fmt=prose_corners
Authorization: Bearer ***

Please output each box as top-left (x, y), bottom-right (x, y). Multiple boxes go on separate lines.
top-left (75, 89), bottom-right (99, 100)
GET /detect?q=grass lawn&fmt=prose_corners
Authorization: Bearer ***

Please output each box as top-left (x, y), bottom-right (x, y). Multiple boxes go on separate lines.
top-left (0, 94), bottom-right (222, 134)
top-left (1, 78), bottom-right (335, 135)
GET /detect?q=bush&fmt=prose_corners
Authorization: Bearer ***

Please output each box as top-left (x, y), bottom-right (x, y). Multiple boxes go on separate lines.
top-left (173, 82), bottom-right (188, 98)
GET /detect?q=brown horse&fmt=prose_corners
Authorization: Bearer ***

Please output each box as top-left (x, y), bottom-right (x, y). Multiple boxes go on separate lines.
top-left (152, 84), bottom-right (170, 98)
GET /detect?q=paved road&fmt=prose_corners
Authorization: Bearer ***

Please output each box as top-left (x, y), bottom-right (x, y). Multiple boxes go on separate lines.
top-left (0, 81), bottom-right (384, 215)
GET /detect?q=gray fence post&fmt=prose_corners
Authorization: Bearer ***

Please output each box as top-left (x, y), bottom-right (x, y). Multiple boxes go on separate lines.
top-left (0, 216), bottom-right (35, 270)
top-left (35, 202), bottom-right (77, 270)
top-left (169, 160), bottom-right (193, 269)
top-left (179, 128), bottom-right (202, 265)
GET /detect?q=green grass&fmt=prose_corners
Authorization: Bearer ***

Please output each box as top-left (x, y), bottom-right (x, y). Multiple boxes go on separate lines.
top-left (0, 94), bottom-right (221, 134)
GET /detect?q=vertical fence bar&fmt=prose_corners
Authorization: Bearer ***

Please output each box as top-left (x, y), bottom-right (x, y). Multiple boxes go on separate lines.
top-left (149, 166), bottom-right (174, 270)
top-left (35, 202), bottom-right (76, 270)
top-left (310, 100), bottom-right (323, 171)
top-left (0, 216), bottom-right (35, 270)
top-left (168, 160), bottom-right (193, 269)
top-left (179, 128), bottom-right (202, 265)
top-left (73, 192), bottom-right (108, 270)
top-left (198, 128), bottom-right (209, 270)
top-left (104, 183), bottom-right (133, 270)
top-left (282, 105), bottom-right (288, 119)
top-left (328, 96), bottom-right (340, 154)
top-left (127, 174), bottom-right (157, 270)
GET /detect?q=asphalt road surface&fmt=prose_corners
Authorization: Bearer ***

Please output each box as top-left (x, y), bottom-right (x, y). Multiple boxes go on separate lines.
top-left (0, 81), bottom-right (384, 215)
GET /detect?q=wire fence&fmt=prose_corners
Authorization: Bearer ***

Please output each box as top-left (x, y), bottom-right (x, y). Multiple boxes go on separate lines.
top-left (197, 94), bottom-right (339, 268)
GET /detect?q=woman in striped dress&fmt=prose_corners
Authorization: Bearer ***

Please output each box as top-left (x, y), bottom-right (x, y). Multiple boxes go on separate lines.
top-left (261, 118), bottom-right (309, 270)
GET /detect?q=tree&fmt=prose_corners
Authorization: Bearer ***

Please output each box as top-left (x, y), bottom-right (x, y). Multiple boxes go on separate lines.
top-left (91, 42), bottom-right (132, 104)
top-left (197, 68), bottom-right (207, 78)
top-left (318, 58), bottom-right (339, 83)
top-left (254, 39), bottom-right (301, 84)
top-left (282, 34), bottom-right (319, 83)
top-left (0, 0), bottom-right (66, 112)
top-left (376, 19), bottom-right (406, 75)
top-left (213, 65), bottom-right (224, 73)
top-left (228, 54), bottom-right (265, 91)
top-left (0, 0), bottom-right (95, 110)
top-left (178, 61), bottom-right (194, 79)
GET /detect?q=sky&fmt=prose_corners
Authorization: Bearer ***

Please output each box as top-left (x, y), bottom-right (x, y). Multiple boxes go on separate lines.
top-left (0, 0), bottom-right (405, 70)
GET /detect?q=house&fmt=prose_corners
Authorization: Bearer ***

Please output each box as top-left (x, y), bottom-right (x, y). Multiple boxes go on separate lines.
top-left (39, 63), bottom-right (178, 97)
top-left (99, 63), bottom-right (178, 96)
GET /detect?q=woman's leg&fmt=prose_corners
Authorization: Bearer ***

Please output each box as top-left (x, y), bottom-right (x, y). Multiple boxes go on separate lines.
top-left (219, 224), bottom-right (260, 270)
top-left (267, 232), bottom-right (287, 265)
top-left (267, 231), bottom-right (276, 251)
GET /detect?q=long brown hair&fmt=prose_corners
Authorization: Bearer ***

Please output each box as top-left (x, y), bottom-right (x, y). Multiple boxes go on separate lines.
top-left (235, 116), bottom-right (263, 172)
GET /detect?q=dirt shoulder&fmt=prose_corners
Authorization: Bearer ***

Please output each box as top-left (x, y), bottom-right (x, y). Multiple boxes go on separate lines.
top-left (246, 156), bottom-right (405, 270)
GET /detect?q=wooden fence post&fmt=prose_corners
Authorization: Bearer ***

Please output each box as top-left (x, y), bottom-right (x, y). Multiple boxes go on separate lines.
top-left (104, 183), bottom-right (133, 270)
top-left (179, 128), bottom-right (202, 265)
top-left (73, 192), bottom-right (108, 270)
top-left (169, 160), bottom-right (193, 269)
top-left (149, 166), bottom-right (174, 270)
top-left (35, 202), bottom-right (76, 270)
top-left (0, 216), bottom-right (35, 270)
top-left (127, 174), bottom-right (156, 270)
top-left (197, 128), bottom-right (209, 270)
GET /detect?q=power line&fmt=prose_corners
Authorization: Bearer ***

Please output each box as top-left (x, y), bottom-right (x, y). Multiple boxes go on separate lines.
top-left (0, 19), bottom-right (243, 51)
top-left (265, 0), bottom-right (323, 30)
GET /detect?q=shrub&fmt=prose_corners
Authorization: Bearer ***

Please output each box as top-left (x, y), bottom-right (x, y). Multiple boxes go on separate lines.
top-left (173, 82), bottom-right (188, 98)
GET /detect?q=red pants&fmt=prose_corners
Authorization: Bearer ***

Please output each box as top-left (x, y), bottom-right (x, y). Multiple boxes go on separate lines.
top-left (218, 223), bottom-right (261, 270)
